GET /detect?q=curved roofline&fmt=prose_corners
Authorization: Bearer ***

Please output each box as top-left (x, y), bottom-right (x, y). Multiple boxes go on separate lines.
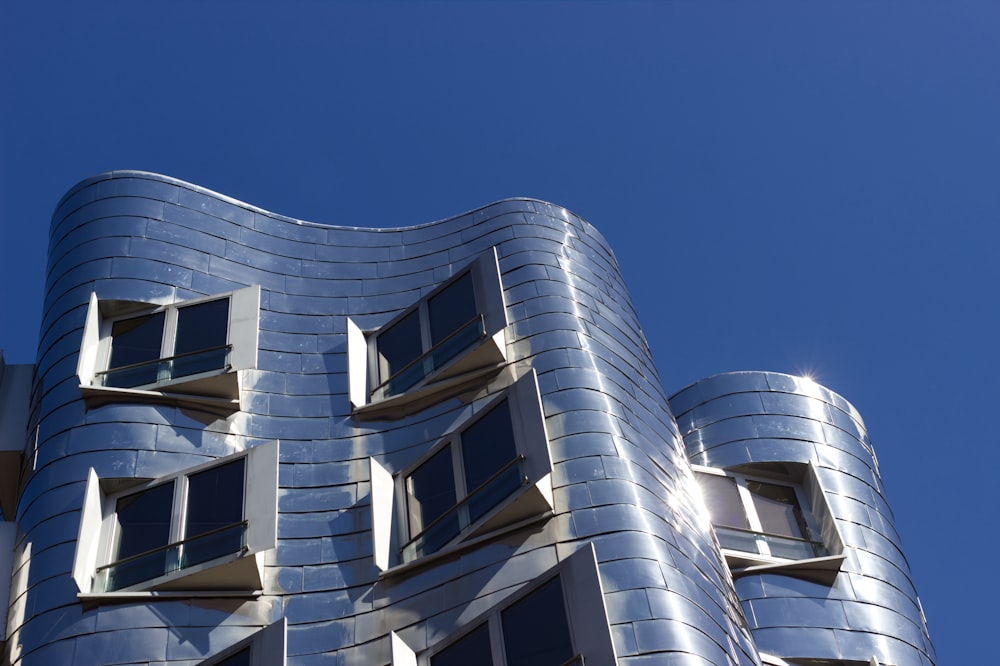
top-left (57, 170), bottom-right (595, 235)
top-left (668, 369), bottom-right (855, 408)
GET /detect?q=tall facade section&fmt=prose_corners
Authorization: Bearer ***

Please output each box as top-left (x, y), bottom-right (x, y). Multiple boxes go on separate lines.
top-left (670, 373), bottom-right (935, 665)
top-left (0, 171), bottom-right (933, 665)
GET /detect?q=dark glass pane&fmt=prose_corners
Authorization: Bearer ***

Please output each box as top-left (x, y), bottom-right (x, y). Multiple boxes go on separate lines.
top-left (376, 309), bottom-right (423, 383)
top-left (175, 299), bottom-right (229, 354)
top-left (502, 577), bottom-right (575, 666)
top-left (431, 623), bottom-right (492, 666)
top-left (461, 400), bottom-right (516, 490)
top-left (407, 511), bottom-right (462, 559)
top-left (461, 399), bottom-right (520, 523)
top-left (465, 464), bottom-right (523, 528)
top-left (115, 482), bottom-right (175, 559)
top-left (172, 299), bottom-right (230, 378)
top-left (697, 473), bottom-right (750, 530)
top-left (106, 311), bottom-right (165, 387)
top-left (376, 317), bottom-right (485, 400)
top-left (169, 346), bottom-right (231, 381)
top-left (183, 459), bottom-right (245, 567)
top-left (427, 271), bottom-right (477, 346)
top-left (747, 480), bottom-right (808, 540)
top-left (108, 481), bottom-right (175, 589)
top-left (407, 445), bottom-right (457, 531)
top-left (213, 647), bottom-right (252, 666)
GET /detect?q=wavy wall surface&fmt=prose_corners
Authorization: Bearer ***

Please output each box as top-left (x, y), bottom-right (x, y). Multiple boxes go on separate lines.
top-left (8, 172), bottom-right (759, 665)
top-left (670, 372), bottom-right (936, 666)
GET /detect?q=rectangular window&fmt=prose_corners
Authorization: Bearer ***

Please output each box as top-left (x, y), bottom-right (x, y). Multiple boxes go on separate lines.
top-left (349, 249), bottom-right (508, 418)
top-left (696, 468), bottom-right (825, 561)
top-left (369, 370), bottom-right (554, 571)
top-left (74, 440), bottom-right (278, 596)
top-left (99, 458), bottom-right (247, 592)
top-left (401, 544), bottom-right (616, 666)
top-left (404, 398), bottom-right (524, 560)
top-left (432, 577), bottom-right (577, 666)
top-left (694, 463), bottom-right (846, 583)
top-left (78, 286), bottom-right (259, 410)
top-left (373, 270), bottom-right (486, 401)
top-left (99, 297), bottom-right (231, 389)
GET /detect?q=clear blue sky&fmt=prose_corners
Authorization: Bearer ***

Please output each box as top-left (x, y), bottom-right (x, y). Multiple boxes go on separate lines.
top-left (2, 2), bottom-right (994, 662)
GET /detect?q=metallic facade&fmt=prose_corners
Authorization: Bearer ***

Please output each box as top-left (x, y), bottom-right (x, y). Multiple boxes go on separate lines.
top-left (0, 171), bottom-right (934, 665)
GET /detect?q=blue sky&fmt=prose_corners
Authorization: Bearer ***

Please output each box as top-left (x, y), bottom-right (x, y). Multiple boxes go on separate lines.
top-left (2, 1), bottom-right (995, 662)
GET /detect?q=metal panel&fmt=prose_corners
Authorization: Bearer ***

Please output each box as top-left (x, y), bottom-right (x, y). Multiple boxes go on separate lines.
top-left (669, 371), bottom-right (935, 665)
top-left (5, 172), bottom-right (932, 666)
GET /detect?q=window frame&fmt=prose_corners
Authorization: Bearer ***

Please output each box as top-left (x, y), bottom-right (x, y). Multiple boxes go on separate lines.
top-left (73, 440), bottom-right (278, 598)
top-left (77, 285), bottom-right (260, 412)
top-left (369, 370), bottom-right (554, 572)
top-left (390, 544), bottom-right (617, 666)
top-left (198, 618), bottom-right (286, 666)
top-left (430, 576), bottom-right (577, 666)
top-left (348, 249), bottom-right (508, 419)
top-left (693, 463), bottom-right (845, 584)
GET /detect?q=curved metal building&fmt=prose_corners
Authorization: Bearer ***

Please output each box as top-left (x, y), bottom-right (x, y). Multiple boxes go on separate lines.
top-left (0, 171), bottom-right (934, 666)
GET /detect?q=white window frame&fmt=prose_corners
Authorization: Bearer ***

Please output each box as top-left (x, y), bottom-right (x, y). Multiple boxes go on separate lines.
top-left (199, 618), bottom-right (286, 666)
top-left (78, 285), bottom-right (260, 412)
top-left (73, 440), bottom-right (278, 599)
top-left (391, 544), bottom-right (617, 666)
top-left (694, 463), bottom-right (845, 584)
top-left (370, 370), bottom-right (553, 572)
top-left (348, 249), bottom-right (508, 419)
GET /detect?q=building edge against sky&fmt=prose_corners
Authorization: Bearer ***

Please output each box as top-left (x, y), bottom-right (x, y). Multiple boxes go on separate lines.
top-left (0, 171), bottom-right (934, 665)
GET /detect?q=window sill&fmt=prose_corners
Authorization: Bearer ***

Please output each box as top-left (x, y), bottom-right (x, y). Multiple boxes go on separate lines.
top-left (385, 470), bottom-right (554, 575)
top-left (91, 552), bottom-right (263, 598)
top-left (727, 552), bottom-right (845, 585)
top-left (79, 589), bottom-right (262, 605)
top-left (80, 369), bottom-right (241, 415)
top-left (354, 332), bottom-right (507, 420)
top-left (380, 510), bottom-right (553, 580)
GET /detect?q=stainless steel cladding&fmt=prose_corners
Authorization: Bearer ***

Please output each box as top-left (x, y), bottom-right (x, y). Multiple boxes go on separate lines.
top-left (670, 372), bottom-right (936, 666)
top-left (2, 171), bottom-right (934, 666)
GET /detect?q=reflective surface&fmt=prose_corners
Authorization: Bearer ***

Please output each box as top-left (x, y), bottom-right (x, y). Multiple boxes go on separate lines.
top-left (5, 172), bottom-right (934, 666)
top-left (671, 371), bottom-right (936, 666)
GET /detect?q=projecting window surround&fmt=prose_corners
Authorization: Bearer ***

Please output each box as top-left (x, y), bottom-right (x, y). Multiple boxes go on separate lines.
top-left (694, 462), bottom-right (845, 585)
top-left (774, 660), bottom-right (886, 666)
top-left (348, 248), bottom-right (508, 419)
top-left (198, 618), bottom-right (286, 666)
top-left (72, 440), bottom-right (278, 599)
top-left (77, 285), bottom-right (260, 412)
top-left (369, 370), bottom-right (554, 572)
top-left (390, 544), bottom-right (617, 666)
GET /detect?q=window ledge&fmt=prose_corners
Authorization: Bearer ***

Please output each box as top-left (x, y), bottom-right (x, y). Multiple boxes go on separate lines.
top-left (728, 553), bottom-right (845, 585)
top-left (79, 590), bottom-right (262, 604)
top-left (80, 371), bottom-right (241, 415)
top-left (97, 548), bottom-right (265, 595)
top-left (354, 339), bottom-right (506, 421)
top-left (380, 510), bottom-right (553, 579)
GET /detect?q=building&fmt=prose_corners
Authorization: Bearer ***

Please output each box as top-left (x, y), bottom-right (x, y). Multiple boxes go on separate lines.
top-left (0, 171), bottom-right (935, 665)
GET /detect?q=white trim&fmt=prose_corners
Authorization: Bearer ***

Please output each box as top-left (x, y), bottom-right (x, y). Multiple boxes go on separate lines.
top-left (419, 542), bottom-right (616, 665)
top-left (391, 631), bottom-right (417, 666)
top-left (371, 369), bottom-right (554, 572)
top-left (73, 441), bottom-right (278, 597)
top-left (78, 285), bottom-right (259, 411)
top-left (371, 457), bottom-right (395, 571)
top-left (352, 248), bottom-right (508, 419)
top-left (693, 462), bottom-right (845, 584)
